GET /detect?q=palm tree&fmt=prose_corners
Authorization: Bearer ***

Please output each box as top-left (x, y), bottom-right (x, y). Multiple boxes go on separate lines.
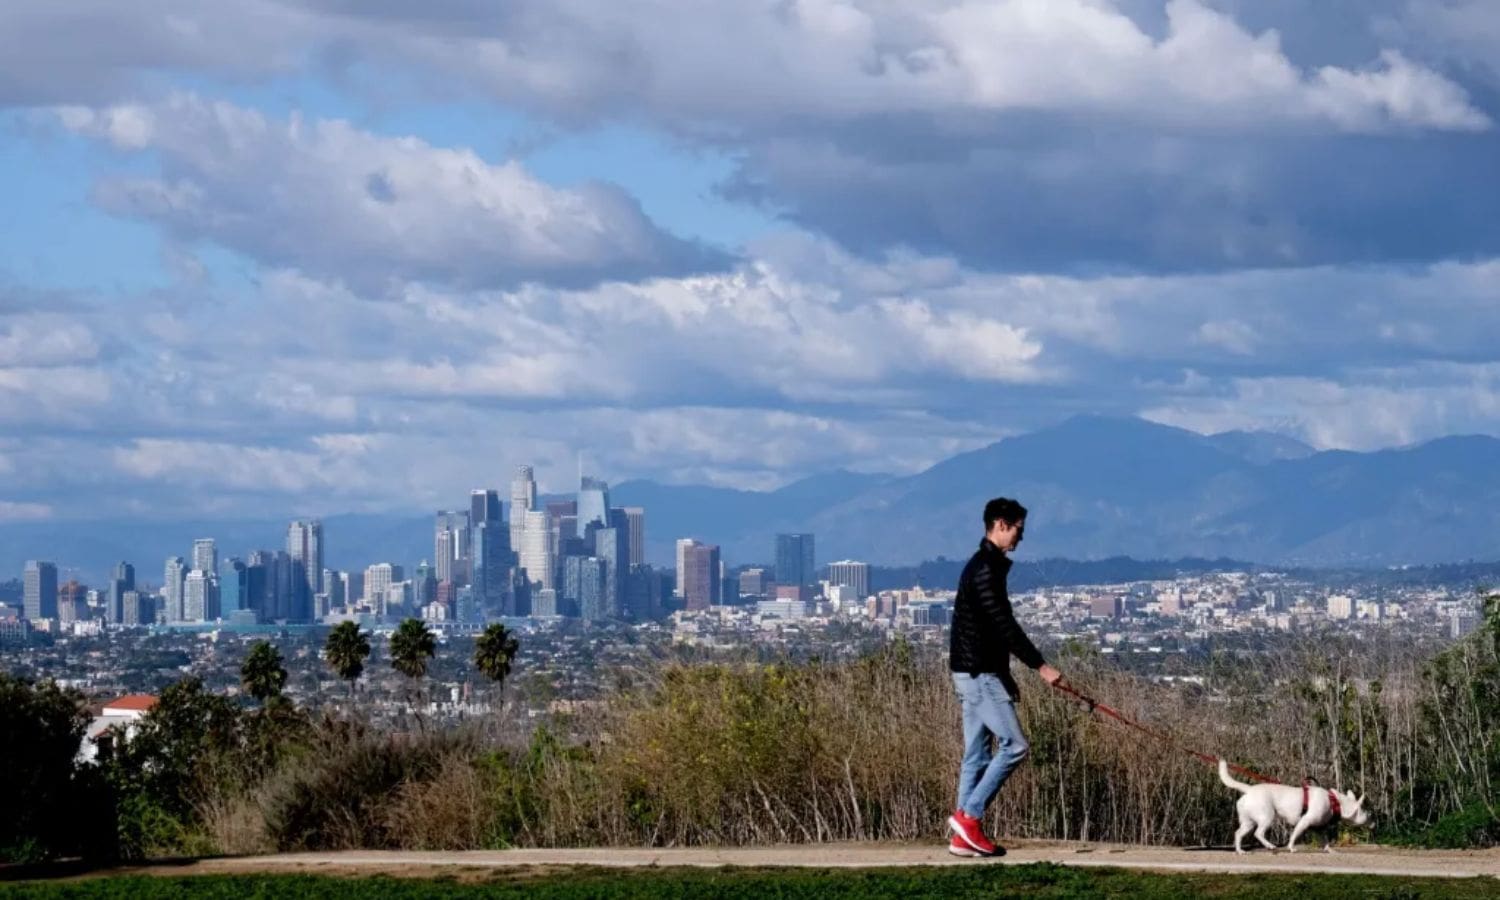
top-left (390, 618), bottom-right (437, 712)
top-left (240, 640), bottom-right (288, 705)
top-left (324, 621), bottom-right (371, 700)
top-left (473, 623), bottom-right (520, 708)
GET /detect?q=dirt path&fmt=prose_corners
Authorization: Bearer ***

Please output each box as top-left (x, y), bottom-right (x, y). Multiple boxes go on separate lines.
top-left (122, 841), bottom-right (1500, 881)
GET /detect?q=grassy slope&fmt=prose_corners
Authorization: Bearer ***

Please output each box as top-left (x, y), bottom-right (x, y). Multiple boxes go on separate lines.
top-left (2, 865), bottom-right (1497, 899)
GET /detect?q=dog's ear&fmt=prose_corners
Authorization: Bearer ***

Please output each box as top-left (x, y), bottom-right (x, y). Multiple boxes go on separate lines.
top-left (1356, 793), bottom-right (1365, 807)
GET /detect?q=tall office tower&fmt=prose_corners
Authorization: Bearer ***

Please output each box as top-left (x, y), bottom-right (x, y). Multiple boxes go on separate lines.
top-left (625, 564), bottom-right (662, 620)
top-left (682, 543), bottom-right (721, 611)
top-left (246, 552), bottom-right (273, 621)
top-left (519, 508), bottom-right (555, 589)
top-left (826, 560), bottom-right (870, 599)
top-left (434, 529), bottom-right (455, 585)
top-left (576, 476), bottom-right (610, 537)
top-left (510, 465), bottom-right (537, 554)
top-left (322, 568), bottom-right (339, 608)
top-left (471, 489), bottom-right (502, 528)
top-left (163, 556), bottom-right (188, 622)
top-left (594, 524), bottom-right (627, 620)
top-left (287, 519), bottom-right (325, 599)
top-left (413, 561), bottom-right (438, 606)
top-left (675, 538), bottom-right (700, 598)
top-left (775, 533), bottom-right (816, 591)
top-left (183, 569), bottom-right (221, 622)
top-left (192, 538), bottom-right (218, 575)
top-left (22, 561), bottom-right (58, 620)
top-left (220, 558), bottom-right (247, 614)
top-left (271, 549), bottom-right (304, 621)
top-left (121, 591), bottom-right (151, 626)
top-left (738, 567), bottom-right (770, 598)
top-left (364, 563), bottom-right (397, 607)
top-left (622, 507), bottom-right (645, 567)
top-left (473, 519), bottom-right (513, 616)
top-left (434, 510), bottom-right (470, 586)
top-left (106, 561), bottom-right (135, 625)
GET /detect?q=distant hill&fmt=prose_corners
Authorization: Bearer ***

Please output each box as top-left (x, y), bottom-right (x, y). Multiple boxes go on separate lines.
top-left (3, 416), bottom-right (1498, 579)
top-left (612, 416), bottom-right (1500, 568)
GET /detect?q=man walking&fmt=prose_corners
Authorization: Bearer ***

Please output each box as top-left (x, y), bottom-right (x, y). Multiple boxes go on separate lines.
top-left (947, 497), bottom-right (1062, 857)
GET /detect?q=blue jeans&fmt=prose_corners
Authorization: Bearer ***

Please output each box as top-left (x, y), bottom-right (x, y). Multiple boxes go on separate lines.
top-left (952, 672), bottom-right (1030, 819)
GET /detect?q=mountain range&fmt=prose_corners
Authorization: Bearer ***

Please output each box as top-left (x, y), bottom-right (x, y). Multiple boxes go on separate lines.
top-left (3, 416), bottom-right (1498, 582)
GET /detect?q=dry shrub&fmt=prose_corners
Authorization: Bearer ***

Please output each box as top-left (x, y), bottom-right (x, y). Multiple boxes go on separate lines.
top-left (384, 753), bottom-right (495, 849)
top-left (254, 718), bottom-right (477, 851)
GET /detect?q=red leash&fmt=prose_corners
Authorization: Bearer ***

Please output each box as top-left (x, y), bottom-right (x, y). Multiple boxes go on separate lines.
top-left (1048, 678), bottom-right (1283, 786)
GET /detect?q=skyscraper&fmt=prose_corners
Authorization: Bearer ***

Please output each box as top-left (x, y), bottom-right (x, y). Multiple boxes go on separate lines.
top-left (576, 476), bottom-right (610, 538)
top-left (471, 489), bottom-right (501, 528)
top-left (107, 561), bottom-right (135, 625)
top-left (287, 519), bottom-right (324, 601)
top-left (682, 543), bottom-right (721, 611)
top-left (510, 465), bottom-right (537, 554)
top-left (594, 523), bottom-right (627, 620)
top-left (364, 563), bottom-right (402, 614)
top-left (221, 557), bottom-right (248, 614)
top-left (183, 569), bottom-right (219, 622)
top-left (827, 560), bottom-right (870, 599)
top-left (434, 510), bottom-right (470, 586)
top-left (192, 538), bottom-right (218, 575)
top-left (675, 538), bottom-right (699, 598)
top-left (473, 519), bottom-right (513, 616)
top-left (23, 560), bottom-right (58, 620)
top-left (775, 533), bottom-right (816, 591)
top-left (163, 556), bottom-right (187, 622)
top-left (623, 507), bottom-right (646, 567)
top-left (519, 508), bottom-right (555, 589)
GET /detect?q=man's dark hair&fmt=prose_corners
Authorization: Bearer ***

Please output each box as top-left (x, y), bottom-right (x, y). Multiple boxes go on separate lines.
top-left (983, 497), bottom-right (1027, 530)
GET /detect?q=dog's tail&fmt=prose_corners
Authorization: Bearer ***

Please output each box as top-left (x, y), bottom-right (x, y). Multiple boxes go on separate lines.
top-left (1218, 759), bottom-right (1252, 793)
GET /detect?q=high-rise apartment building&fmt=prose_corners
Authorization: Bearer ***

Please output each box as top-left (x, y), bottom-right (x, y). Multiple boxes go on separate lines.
top-left (775, 533), bottom-right (815, 590)
top-left (675, 538), bottom-right (700, 598)
top-left (510, 466), bottom-right (537, 554)
top-left (23, 560), bottom-right (58, 620)
top-left (826, 560), bottom-right (870, 599)
top-left (364, 563), bottom-right (399, 608)
top-left (163, 556), bottom-right (188, 622)
top-left (183, 569), bottom-right (220, 622)
top-left (682, 543), bottom-right (721, 611)
top-left (192, 538), bottom-right (218, 575)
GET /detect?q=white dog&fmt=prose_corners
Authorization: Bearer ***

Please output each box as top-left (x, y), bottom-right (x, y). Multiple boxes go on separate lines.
top-left (1219, 760), bottom-right (1370, 853)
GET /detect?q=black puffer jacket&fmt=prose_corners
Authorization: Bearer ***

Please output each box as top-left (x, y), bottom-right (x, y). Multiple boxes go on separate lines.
top-left (948, 539), bottom-right (1046, 699)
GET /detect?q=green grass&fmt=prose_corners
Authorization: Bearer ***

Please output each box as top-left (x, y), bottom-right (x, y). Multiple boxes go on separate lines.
top-left (2, 865), bottom-right (1496, 899)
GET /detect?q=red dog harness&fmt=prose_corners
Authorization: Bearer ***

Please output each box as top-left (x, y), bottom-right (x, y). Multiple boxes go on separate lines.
top-left (1302, 781), bottom-right (1342, 817)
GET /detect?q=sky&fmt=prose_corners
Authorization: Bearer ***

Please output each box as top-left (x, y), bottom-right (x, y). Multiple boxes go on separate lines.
top-left (1, 0), bottom-right (1499, 521)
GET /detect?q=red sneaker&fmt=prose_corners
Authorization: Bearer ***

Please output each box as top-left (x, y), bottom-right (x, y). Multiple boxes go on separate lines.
top-left (948, 809), bottom-right (999, 856)
top-left (948, 835), bottom-right (984, 857)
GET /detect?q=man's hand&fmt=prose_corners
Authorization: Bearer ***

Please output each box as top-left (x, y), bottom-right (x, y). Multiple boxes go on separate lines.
top-left (1038, 663), bottom-right (1063, 686)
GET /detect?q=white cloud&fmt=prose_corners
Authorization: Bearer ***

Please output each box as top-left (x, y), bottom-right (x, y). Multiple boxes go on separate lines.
top-left (59, 94), bottom-right (719, 288)
top-left (340, 0), bottom-right (1489, 134)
